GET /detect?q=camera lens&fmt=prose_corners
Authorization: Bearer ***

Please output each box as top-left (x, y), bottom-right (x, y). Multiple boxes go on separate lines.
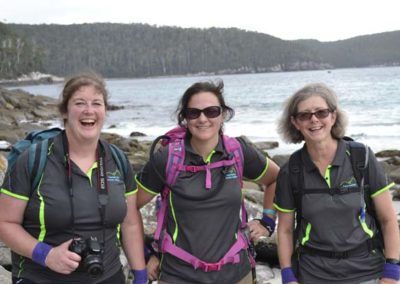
top-left (84, 253), bottom-right (104, 278)
top-left (86, 261), bottom-right (103, 277)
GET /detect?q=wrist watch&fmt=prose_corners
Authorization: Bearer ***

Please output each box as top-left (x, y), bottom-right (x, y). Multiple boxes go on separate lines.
top-left (385, 258), bottom-right (400, 265)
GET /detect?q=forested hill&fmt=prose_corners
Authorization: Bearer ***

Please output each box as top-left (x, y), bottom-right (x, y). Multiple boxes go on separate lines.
top-left (1, 22), bottom-right (400, 79)
top-left (0, 23), bottom-right (43, 78)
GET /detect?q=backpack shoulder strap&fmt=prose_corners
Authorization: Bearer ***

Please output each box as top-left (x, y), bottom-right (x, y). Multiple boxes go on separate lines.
top-left (346, 140), bottom-right (369, 187)
top-left (153, 135), bottom-right (186, 242)
top-left (165, 138), bottom-right (186, 187)
top-left (288, 149), bottom-right (303, 246)
top-left (222, 135), bottom-right (244, 184)
top-left (109, 143), bottom-right (129, 182)
top-left (288, 149), bottom-right (303, 204)
top-left (29, 138), bottom-right (52, 194)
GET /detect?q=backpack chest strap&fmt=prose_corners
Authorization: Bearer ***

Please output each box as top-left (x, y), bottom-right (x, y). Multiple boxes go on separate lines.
top-left (160, 230), bottom-right (249, 271)
top-left (177, 159), bottom-right (237, 189)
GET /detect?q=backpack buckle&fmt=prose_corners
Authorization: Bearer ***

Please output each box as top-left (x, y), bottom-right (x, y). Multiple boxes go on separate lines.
top-left (185, 165), bottom-right (198, 172)
top-left (203, 262), bottom-right (222, 272)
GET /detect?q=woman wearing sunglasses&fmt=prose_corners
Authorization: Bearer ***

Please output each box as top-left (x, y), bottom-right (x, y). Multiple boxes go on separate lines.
top-left (135, 80), bottom-right (279, 283)
top-left (274, 83), bottom-right (399, 284)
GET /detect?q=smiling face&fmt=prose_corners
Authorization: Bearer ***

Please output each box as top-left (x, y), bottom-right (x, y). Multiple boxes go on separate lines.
top-left (186, 91), bottom-right (224, 145)
top-left (63, 85), bottom-right (106, 144)
top-left (291, 95), bottom-right (337, 144)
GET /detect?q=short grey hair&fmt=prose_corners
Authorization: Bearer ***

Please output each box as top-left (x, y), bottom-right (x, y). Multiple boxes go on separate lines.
top-left (277, 83), bottom-right (348, 144)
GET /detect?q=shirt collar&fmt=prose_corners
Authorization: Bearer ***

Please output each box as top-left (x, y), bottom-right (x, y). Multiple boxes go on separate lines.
top-left (301, 139), bottom-right (346, 172)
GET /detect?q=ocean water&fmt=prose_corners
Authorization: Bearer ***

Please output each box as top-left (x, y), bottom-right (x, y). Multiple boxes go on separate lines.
top-left (11, 66), bottom-right (400, 155)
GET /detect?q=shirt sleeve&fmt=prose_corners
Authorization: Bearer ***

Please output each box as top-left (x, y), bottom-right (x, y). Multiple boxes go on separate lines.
top-left (236, 137), bottom-right (267, 180)
top-left (273, 163), bottom-right (296, 212)
top-left (1, 150), bottom-right (31, 200)
top-left (367, 147), bottom-right (395, 197)
top-left (135, 146), bottom-right (168, 195)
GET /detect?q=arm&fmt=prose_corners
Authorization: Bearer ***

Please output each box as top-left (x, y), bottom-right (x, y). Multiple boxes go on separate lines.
top-left (0, 195), bottom-right (38, 258)
top-left (248, 158), bottom-right (280, 240)
top-left (136, 184), bottom-right (158, 209)
top-left (373, 189), bottom-right (400, 259)
top-left (277, 211), bottom-right (299, 284)
top-left (373, 190), bottom-right (400, 284)
top-left (277, 211), bottom-right (295, 268)
top-left (121, 193), bottom-right (146, 268)
top-left (0, 194), bottom-right (80, 274)
top-left (121, 193), bottom-right (147, 283)
top-left (259, 158), bottom-right (279, 211)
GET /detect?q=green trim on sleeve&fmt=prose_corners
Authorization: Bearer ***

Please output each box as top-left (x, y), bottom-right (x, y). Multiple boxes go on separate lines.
top-left (0, 189), bottom-right (29, 201)
top-left (125, 187), bottom-right (138, 197)
top-left (252, 157), bottom-right (269, 182)
top-left (273, 203), bottom-right (295, 213)
top-left (371, 182), bottom-right (395, 198)
top-left (134, 175), bottom-right (158, 196)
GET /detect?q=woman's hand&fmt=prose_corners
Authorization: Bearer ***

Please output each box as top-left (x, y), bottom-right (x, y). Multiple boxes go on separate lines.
top-left (247, 219), bottom-right (269, 241)
top-left (147, 255), bottom-right (160, 281)
top-left (45, 239), bottom-right (80, 274)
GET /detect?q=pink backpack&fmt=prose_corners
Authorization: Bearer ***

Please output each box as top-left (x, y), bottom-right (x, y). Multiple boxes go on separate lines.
top-left (150, 126), bottom-right (256, 272)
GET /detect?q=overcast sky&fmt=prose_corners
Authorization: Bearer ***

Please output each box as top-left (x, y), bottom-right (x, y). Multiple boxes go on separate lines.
top-left (1, 0), bottom-right (400, 42)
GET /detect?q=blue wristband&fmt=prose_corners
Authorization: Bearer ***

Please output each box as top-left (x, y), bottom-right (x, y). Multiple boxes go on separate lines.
top-left (263, 208), bottom-right (277, 216)
top-left (382, 263), bottom-right (400, 281)
top-left (131, 268), bottom-right (148, 284)
top-left (281, 267), bottom-right (297, 284)
top-left (32, 242), bottom-right (52, 267)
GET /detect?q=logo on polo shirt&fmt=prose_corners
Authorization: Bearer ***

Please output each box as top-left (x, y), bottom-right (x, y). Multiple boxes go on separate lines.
top-left (107, 170), bottom-right (123, 182)
top-left (339, 176), bottom-right (358, 189)
top-left (224, 166), bottom-right (238, 180)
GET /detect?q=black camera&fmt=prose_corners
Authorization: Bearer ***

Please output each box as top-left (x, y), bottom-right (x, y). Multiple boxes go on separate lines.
top-left (69, 236), bottom-right (104, 278)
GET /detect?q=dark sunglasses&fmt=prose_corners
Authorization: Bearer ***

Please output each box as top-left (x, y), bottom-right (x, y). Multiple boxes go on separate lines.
top-left (295, 108), bottom-right (332, 121)
top-left (184, 106), bottom-right (222, 120)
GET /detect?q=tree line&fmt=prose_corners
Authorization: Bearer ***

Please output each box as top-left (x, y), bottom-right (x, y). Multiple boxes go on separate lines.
top-left (1, 22), bottom-right (399, 79)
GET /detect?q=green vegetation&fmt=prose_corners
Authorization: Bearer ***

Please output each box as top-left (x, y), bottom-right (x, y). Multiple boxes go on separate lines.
top-left (2, 23), bottom-right (400, 79)
top-left (0, 22), bottom-right (43, 78)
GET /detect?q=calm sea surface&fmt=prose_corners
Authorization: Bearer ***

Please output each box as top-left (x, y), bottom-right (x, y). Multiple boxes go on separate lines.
top-left (12, 66), bottom-right (400, 155)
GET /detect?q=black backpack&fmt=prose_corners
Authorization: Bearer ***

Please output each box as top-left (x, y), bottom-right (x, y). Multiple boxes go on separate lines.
top-left (288, 138), bottom-right (383, 252)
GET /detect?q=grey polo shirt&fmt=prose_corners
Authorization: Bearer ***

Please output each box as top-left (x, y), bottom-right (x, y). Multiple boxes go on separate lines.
top-left (1, 133), bottom-right (135, 284)
top-left (136, 136), bottom-right (269, 284)
top-left (274, 139), bottom-right (394, 284)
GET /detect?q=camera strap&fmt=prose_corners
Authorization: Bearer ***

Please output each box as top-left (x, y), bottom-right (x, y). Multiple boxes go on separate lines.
top-left (62, 132), bottom-right (108, 245)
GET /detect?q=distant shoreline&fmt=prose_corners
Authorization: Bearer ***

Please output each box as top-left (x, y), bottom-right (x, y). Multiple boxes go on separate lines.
top-left (0, 72), bottom-right (63, 87)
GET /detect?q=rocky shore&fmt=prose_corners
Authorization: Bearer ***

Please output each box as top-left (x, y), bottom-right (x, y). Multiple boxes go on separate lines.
top-left (0, 72), bottom-right (64, 87)
top-left (0, 86), bottom-right (399, 283)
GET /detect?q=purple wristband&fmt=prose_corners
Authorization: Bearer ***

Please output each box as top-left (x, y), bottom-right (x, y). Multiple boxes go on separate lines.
top-left (260, 214), bottom-right (276, 235)
top-left (32, 242), bottom-right (52, 267)
top-left (281, 267), bottom-right (297, 284)
top-left (382, 263), bottom-right (400, 281)
top-left (131, 268), bottom-right (148, 284)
